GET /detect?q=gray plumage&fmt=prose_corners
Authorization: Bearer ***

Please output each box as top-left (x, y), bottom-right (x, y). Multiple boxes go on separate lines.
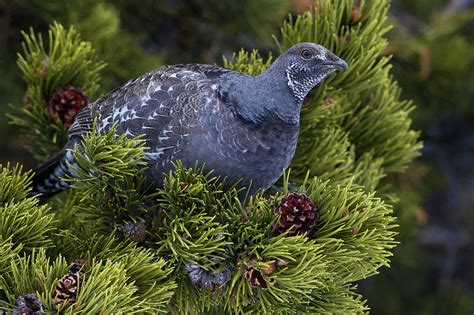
top-left (33, 42), bottom-right (348, 198)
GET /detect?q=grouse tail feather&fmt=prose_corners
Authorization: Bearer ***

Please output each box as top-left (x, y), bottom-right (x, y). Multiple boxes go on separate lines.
top-left (30, 142), bottom-right (77, 201)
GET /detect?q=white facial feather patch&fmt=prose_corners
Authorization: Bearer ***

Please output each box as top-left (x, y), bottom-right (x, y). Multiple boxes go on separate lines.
top-left (286, 63), bottom-right (325, 102)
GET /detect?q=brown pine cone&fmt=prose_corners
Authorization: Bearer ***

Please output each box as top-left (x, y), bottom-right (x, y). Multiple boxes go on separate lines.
top-left (274, 193), bottom-right (319, 236)
top-left (53, 273), bottom-right (79, 307)
top-left (69, 259), bottom-right (87, 275)
top-left (244, 266), bottom-right (275, 289)
top-left (48, 86), bottom-right (88, 127)
top-left (260, 262), bottom-right (277, 275)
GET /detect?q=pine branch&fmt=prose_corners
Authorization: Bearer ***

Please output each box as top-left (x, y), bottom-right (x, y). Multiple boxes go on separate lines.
top-left (0, 163), bottom-right (33, 204)
top-left (9, 22), bottom-right (106, 161)
top-left (43, 126), bottom-right (397, 312)
top-left (71, 234), bottom-right (176, 313)
top-left (223, 49), bottom-right (273, 76)
top-left (0, 164), bottom-right (55, 252)
top-left (58, 123), bottom-right (152, 234)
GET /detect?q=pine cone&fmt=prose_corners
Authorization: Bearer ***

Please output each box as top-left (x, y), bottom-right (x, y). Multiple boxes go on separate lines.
top-left (350, 0), bottom-right (362, 24)
top-left (53, 273), bottom-right (79, 307)
top-left (244, 266), bottom-right (274, 289)
top-left (69, 258), bottom-right (86, 275)
top-left (185, 260), bottom-right (232, 291)
top-left (48, 86), bottom-right (88, 127)
top-left (274, 193), bottom-right (319, 236)
top-left (260, 262), bottom-right (277, 275)
top-left (14, 293), bottom-right (46, 314)
top-left (123, 222), bottom-right (147, 242)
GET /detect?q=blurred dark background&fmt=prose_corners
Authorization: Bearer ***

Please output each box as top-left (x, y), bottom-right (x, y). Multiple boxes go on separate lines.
top-left (0, 0), bottom-right (473, 313)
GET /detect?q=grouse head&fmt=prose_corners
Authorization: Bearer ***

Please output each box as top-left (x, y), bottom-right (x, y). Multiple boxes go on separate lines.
top-left (273, 42), bottom-right (348, 102)
top-left (219, 42), bottom-right (347, 125)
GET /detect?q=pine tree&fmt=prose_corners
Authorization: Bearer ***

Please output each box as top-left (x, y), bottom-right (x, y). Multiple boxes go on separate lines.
top-left (1, 1), bottom-right (421, 313)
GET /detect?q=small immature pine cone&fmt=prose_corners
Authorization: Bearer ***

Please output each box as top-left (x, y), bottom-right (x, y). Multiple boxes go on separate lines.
top-left (260, 262), bottom-right (277, 275)
top-left (52, 258), bottom-right (87, 309)
top-left (185, 260), bottom-right (233, 291)
top-left (244, 266), bottom-right (275, 290)
top-left (48, 86), bottom-right (88, 127)
top-left (123, 222), bottom-right (147, 242)
top-left (69, 258), bottom-right (87, 275)
top-left (53, 273), bottom-right (79, 307)
top-left (274, 193), bottom-right (319, 236)
top-left (15, 293), bottom-right (46, 314)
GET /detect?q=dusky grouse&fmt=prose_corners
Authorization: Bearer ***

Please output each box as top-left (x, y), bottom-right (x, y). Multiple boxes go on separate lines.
top-left (32, 42), bottom-right (348, 198)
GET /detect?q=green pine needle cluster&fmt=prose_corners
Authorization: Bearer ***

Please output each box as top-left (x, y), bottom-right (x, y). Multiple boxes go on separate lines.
top-left (0, 164), bottom-right (55, 251)
top-left (9, 22), bottom-right (106, 161)
top-left (0, 162), bottom-right (176, 313)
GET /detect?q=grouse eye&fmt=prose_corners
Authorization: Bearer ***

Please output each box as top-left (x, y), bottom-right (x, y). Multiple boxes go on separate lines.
top-left (301, 49), bottom-right (313, 60)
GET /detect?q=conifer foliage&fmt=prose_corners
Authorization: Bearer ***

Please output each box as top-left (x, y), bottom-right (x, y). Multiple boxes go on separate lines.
top-left (9, 22), bottom-right (106, 161)
top-left (1, 0), bottom-right (421, 313)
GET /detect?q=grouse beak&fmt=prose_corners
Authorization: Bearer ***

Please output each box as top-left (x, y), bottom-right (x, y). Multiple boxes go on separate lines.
top-left (333, 58), bottom-right (348, 70)
top-left (321, 58), bottom-right (348, 71)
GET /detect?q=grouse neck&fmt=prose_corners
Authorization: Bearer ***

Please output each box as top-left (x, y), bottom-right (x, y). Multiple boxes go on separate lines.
top-left (219, 69), bottom-right (302, 125)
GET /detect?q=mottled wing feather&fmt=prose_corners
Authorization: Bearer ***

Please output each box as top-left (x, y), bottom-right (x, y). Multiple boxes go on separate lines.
top-left (68, 65), bottom-right (228, 166)
top-left (68, 106), bottom-right (93, 137)
top-left (173, 63), bottom-right (231, 80)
